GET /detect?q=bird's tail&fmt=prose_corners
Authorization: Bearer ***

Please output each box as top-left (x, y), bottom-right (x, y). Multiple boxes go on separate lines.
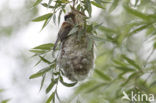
top-left (53, 38), bottom-right (59, 51)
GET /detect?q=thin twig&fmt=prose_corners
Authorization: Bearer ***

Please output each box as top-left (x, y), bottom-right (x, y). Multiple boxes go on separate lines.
top-left (142, 49), bottom-right (155, 86)
top-left (73, 0), bottom-right (75, 8)
top-left (144, 48), bottom-right (155, 68)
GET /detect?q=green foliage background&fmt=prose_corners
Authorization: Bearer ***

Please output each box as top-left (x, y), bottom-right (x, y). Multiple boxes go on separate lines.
top-left (75, 0), bottom-right (156, 103)
top-left (29, 0), bottom-right (156, 103)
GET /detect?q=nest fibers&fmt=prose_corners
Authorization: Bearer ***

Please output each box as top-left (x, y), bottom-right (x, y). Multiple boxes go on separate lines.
top-left (57, 9), bottom-right (94, 81)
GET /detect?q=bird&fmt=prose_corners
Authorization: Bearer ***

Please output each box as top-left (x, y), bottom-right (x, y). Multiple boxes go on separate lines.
top-left (53, 12), bottom-right (75, 51)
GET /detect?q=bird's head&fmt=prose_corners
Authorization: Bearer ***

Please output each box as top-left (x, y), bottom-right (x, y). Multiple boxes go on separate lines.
top-left (64, 9), bottom-right (86, 26)
top-left (64, 12), bottom-right (75, 24)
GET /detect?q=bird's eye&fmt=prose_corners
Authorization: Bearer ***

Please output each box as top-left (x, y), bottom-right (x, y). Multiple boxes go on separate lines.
top-left (65, 16), bottom-right (73, 21)
top-left (64, 15), bottom-right (68, 21)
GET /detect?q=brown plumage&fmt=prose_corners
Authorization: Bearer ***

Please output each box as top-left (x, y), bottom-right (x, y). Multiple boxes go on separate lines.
top-left (53, 13), bottom-right (75, 51)
top-left (53, 22), bottom-right (73, 51)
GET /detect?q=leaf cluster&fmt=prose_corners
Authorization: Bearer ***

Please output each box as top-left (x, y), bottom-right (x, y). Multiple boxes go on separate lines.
top-left (29, 42), bottom-right (78, 103)
top-left (30, 0), bottom-right (156, 103)
top-left (71, 0), bottom-right (156, 103)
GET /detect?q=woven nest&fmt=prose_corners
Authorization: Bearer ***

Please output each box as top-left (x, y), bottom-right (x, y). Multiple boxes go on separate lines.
top-left (58, 10), bottom-right (94, 81)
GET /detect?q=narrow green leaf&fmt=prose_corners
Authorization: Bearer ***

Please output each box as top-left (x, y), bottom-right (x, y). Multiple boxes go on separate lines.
top-left (39, 56), bottom-right (51, 64)
top-left (99, 25), bottom-right (116, 33)
top-left (87, 38), bottom-right (93, 51)
top-left (116, 66), bottom-right (136, 72)
top-left (122, 55), bottom-right (141, 70)
top-left (91, 1), bottom-right (105, 9)
top-left (52, 93), bottom-right (55, 103)
top-left (76, 4), bottom-right (81, 11)
top-left (0, 99), bottom-right (9, 103)
top-left (46, 92), bottom-right (55, 103)
top-left (51, 63), bottom-right (56, 68)
top-left (40, 74), bottom-right (46, 91)
top-left (149, 14), bottom-right (156, 19)
top-left (95, 0), bottom-right (110, 4)
top-left (94, 0), bottom-right (101, 4)
top-left (41, 18), bottom-right (51, 31)
top-left (29, 66), bottom-right (51, 79)
top-left (29, 49), bottom-right (47, 54)
top-left (41, 3), bottom-right (54, 8)
top-left (48, 0), bottom-right (53, 8)
top-left (53, 13), bottom-right (56, 24)
top-left (153, 42), bottom-right (156, 49)
top-left (109, 0), bottom-right (119, 12)
top-left (129, 24), bottom-right (151, 36)
top-left (146, 26), bottom-right (155, 35)
top-left (34, 59), bottom-right (42, 67)
top-left (107, 34), bottom-right (117, 43)
top-left (86, 24), bottom-right (93, 33)
top-left (118, 72), bottom-right (126, 78)
top-left (60, 76), bottom-right (77, 87)
top-left (75, 81), bottom-right (95, 94)
top-left (32, 13), bottom-right (53, 22)
top-left (124, 5), bottom-right (149, 20)
top-left (93, 23), bottom-right (103, 30)
top-left (58, 10), bottom-right (62, 25)
top-left (85, 0), bottom-right (92, 17)
top-left (1, 99), bottom-right (10, 103)
top-left (150, 81), bottom-right (156, 88)
top-left (55, 90), bottom-right (61, 102)
top-left (46, 80), bottom-right (56, 94)
top-left (53, 72), bottom-right (60, 75)
top-left (113, 59), bottom-right (127, 67)
top-left (33, 43), bottom-right (54, 50)
top-left (89, 35), bottom-right (104, 41)
top-left (135, 0), bottom-right (139, 6)
top-left (62, 8), bottom-right (66, 13)
top-left (86, 83), bottom-right (107, 93)
top-left (0, 89), bottom-right (4, 92)
top-left (33, 0), bottom-right (42, 7)
top-left (121, 72), bottom-right (138, 86)
top-left (95, 69), bottom-right (111, 81)
top-left (61, 0), bottom-right (70, 3)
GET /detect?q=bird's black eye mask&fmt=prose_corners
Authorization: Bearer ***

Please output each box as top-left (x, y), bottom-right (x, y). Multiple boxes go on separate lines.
top-left (64, 15), bottom-right (70, 21)
top-left (64, 13), bottom-right (75, 21)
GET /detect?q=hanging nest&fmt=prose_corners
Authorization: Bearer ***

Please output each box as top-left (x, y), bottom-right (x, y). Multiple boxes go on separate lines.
top-left (57, 9), bottom-right (94, 81)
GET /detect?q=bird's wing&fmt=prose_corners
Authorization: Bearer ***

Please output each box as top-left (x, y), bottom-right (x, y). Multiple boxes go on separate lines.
top-left (58, 22), bottom-right (73, 42)
top-left (53, 22), bottom-right (73, 51)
